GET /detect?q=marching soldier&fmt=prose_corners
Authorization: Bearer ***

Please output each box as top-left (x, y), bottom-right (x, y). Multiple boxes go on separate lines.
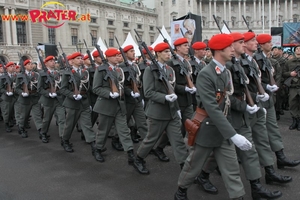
top-left (174, 33), bottom-right (251, 200)
top-left (15, 59), bottom-right (43, 138)
top-left (133, 42), bottom-right (188, 175)
top-left (37, 55), bottom-right (65, 143)
top-left (92, 48), bottom-right (135, 163)
top-left (283, 44), bottom-right (300, 130)
top-left (60, 52), bottom-right (96, 154)
top-left (203, 48), bottom-right (212, 64)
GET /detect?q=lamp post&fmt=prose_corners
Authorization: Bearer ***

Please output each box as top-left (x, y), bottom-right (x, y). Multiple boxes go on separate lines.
top-left (77, 39), bottom-right (84, 53)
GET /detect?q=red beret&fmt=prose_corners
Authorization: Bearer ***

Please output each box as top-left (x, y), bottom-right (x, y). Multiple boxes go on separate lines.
top-left (243, 32), bottom-right (256, 42)
top-left (142, 46), bottom-right (153, 54)
top-left (67, 54), bottom-right (72, 61)
top-left (192, 42), bottom-right (207, 50)
top-left (83, 54), bottom-right (89, 60)
top-left (92, 51), bottom-right (99, 58)
top-left (15, 65), bottom-right (20, 69)
top-left (69, 52), bottom-right (82, 60)
top-left (154, 42), bottom-right (170, 52)
top-left (123, 45), bottom-right (134, 53)
top-left (5, 62), bottom-right (15, 68)
top-left (105, 48), bottom-right (120, 57)
top-left (256, 34), bottom-right (272, 44)
top-left (208, 34), bottom-right (234, 50)
top-left (23, 59), bottom-right (32, 66)
top-left (230, 32), bottom-right (244, 42)
top-left (44, 55), bottom-right (55, 63)
top-left (173, 38), bottom-right (188, 46)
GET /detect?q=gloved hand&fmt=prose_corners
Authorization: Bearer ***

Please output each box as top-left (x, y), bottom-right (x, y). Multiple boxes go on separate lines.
top-left (191, 87), bottom-right (197, 94)
top-left (185, 86), bottom-right (194, 94)
top-left (6, 91), bottom-right (13, 96)
top-left (131, 91), bottom-right (135, 97)
top-left (51, 93), bottom-right (57, 98)
top-left (22, 92), bottom-right (29, 97)
top-left (230, 134), bottom-right (252, 151)
top-left (246, 104), bottom-right (260, 114)
top-left (110, 92), bottom-right (119, 99)
top-left (165, 94), bottom-right (177, 102)
top-left (113, 92), bottom-right (120, 98)
top-left (266, 84), bottom-right (279, 92)
top-left (256, 93), bottom-right (269, 102)
top-left (73, 94), bottom-right (82, 100)
top-left (134, 92), bottom-right (140, 98)
top-left (177, 110), bottom-right (182, 119)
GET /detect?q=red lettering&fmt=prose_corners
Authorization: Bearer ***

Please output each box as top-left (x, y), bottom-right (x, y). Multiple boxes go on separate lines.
top-left (68, 10), bottom-right (76, 21)
top-left (38, 11), bottom-right (48, 22)
top-left (10, 15), bottom-right (19, 21)
top-left (61, 10), bottom-right (68, 20)
top-left (1, 14), bottom-right (11, 21)
top-left (54, 10), bottom-right (63, 20)
top-left (47, 10), bottom-right (57, 20)
top-left (29, 10), bottom-right (41, 23)
top-left (20, 15), bottom-right (29, 21)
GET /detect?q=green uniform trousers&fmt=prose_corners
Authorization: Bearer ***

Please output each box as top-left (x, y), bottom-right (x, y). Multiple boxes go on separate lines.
top-left (96, 111), bottom-right (133, 151)
top-left (137, 116), bottom-right (188, 164)
top-left (126, 101), bottom-right (148, 138)
top-left (178, 140), bottom-right (245, 199)
top-left (289, 88), bottom-right (300, 118)
top-left (19, 102), bottom-right (43, 131)
top-left (62, 107), bottom-right (95, 143)
top-left (0, 100), bottom-right (14, 123)
top-left (250, 108), bottom-right (274, 167)
top-left (14, 100), bottom-right (21, 126)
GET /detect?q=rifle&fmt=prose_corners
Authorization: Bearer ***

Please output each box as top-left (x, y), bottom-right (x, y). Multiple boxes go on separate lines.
top-left (35, 47), bottom-right (56, 94)
top-left (134, 35), bottom-right (147, 66)
top-left (94, 43), bottom-right (119, 94)
top-left (17, 53), bottom-right (29, 94)
top-left (58, 42), bottom-right (79, 96)
top-left (104, 39), bottom-right (108, 49)
top-left (0, 60), bottom-right (13, 94)
top-left (242, 15), bottom-right (251, 31)
top-left (156, 26), bottom-right (194, 89)
top-left (283, 65), bottom-right (300, 87)
top-left (213, 15), bottom-right (222, 33)
top-left (222, 20), bottom-right (231, 33)
top-left (180, 28), bottom-right (195, 61)
top-left (134, 29), bottom-right (174, 94)
top-left (115, 36), bottom-right (140, 94)
top-left (83, 39), bottom-right (96, 68)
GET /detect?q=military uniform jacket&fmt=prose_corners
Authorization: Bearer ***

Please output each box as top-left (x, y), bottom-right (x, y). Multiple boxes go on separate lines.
top-left (195, 61), bottom-right (236, 147)
top-left (166, 58), bottom-right (192, 107)
top-left (87, 65), bottom-right (98, 106)
top-left (60, 68), bottom-right (90, 110)
top-left (0, 73), bottom-right (17, 102)
top-left (92, 64), bottom-right (126, 117)
top-left (283, 57), bottom-right (300, 88)
top-left (119, 62), bottom-right (142, 104)
top-left (138, 60), bottom-right (151, 101)
top-left (37, 70), bottom-right (64, 106)
top-left (15, 71), bottom-right (40, 105)
top-left (143, 63), bottom-right (178, 120)
top-left (226, 61), bottom-right (250, 129)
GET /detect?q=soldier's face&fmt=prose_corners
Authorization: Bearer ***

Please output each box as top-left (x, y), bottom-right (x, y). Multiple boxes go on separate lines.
top-left (261, 41), bottom-right (272, 53)
top-left (95, 56), bottom-right (102, 64)
top-left (7, 65), bottom-right (14, 73)
top-left (194, 49), bottom-right (206, 59)
top-left (25, 63), bottom-right (33, 71)
top-left (233, 40), bottom-right (245, 55)
top-left (84, 58), bottom-right (91, 66)
top-left (177, 43), bottom-right (189, 56)
top-left (244, 37), bottom-right (257, 53)
top-left (46, 59), bottom-right (55, 69)
top-left (206, 50), bottom-right (212, 57)
top-left (72, 56), bottom-right (83, 67)
top-left (221, 44), bottom-right (235, 61)
top-left (158, 49), bottom-right (171, 62)
top-left (272, 48), bottom-right (279, 56)
top-left (107, 55), bottom-right (118, 65)
top-left (126, 49), bottom-right (135, 61)
top-left (0, 67), bottom-right (3, 73)
top-left (116, 54), bottom-right (123, 63)
top-left (295, 47), bottom-right (300, 56)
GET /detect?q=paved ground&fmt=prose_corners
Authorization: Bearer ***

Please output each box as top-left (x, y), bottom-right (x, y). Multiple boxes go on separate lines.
top-left (0, 112), bottom-right (300, 200)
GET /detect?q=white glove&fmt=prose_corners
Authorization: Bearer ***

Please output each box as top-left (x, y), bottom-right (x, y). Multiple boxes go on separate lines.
top-left (230, 134), bottom-right (252, 151)
top-left (74, 94), bottom-right (82, 100)
top-left (185, 86), bottom-right (194, 94)
top-left (177, 110), bottom-right (182, 119)
top-left (256, 93), bottom-right (269, 102)
top-left (191, 87), bottom-right (197, 94)
top-left (22, 92), bottom-right (29, 97)
top-left (113, 92), bottom-right (120, 98)
top-left (131, 91), bottom-right (135, 97)
top-left (165, 93), bottom-right (178, 102)
top-left (109, 92), bottom-right (119, 99)
top-left (51, 93), bottom-right (57, 98)
top-left (6, 92), bottom-right (13, 96)
top-left (134, 93), bottom-right (140, 98)
top-left (266, 84), bottom-right (279, 92)
top-left (246, 104), bottom-right (260, 114)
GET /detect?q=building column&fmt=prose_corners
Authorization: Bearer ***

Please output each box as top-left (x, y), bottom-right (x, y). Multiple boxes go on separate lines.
top-left (238, 0), bottom-right (241, 27)
top-left (253, 0), bottom-right (257, 27)
top-left (10, 8), bottom-right (18, 45)
top-left (209, 0), bottom-right (212, 27)
top-left (274, 0), bottom-right (277, 27)
top-left (213, 0), bottom-right (217, 28)
top-left (223, 0), bottom-right (227, 25)
top-left (199, 1), bottom-right (203, 27)
top-left (290, 0), bottom-right (293, 21)
top-left (27, 10), bottom-right (33, 46)
top-left (269, 0), bottom-right (272, 27)
top-left (258, 0), bottom-right (261, 26)
top-left (4, 7), bottom-right (12, 45)
top-left (284, 0), bottom-right (288, 21)
top-left (228, 0), bottom-right (231, 28)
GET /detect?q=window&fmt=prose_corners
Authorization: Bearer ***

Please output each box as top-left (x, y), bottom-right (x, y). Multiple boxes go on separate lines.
top-left (90, 17), bottom-right (97, 23)
top-left (293, 18), bottom-right (298, 23)
top-left (91, 30), bottom-right (97, 46)
top-left (172, 0), bottom-right (176, 5)
top-left (48, 28), bottom-right (56, 45)
top-left (137, 24), bottom-right (142, 29)
top-left (150, 36), bottom-right (154, 44)
top-left (149, 26), bottom-right (154, 31)
top-left (124, 22), bottom-right (129, 27)
top-left (0, 20), bottom-right (3, 43)
top-left (108, 20), bottom-right (114, 25)
top-left (109, 31), bottom-right (114, 47)
top-left (71, 28), bottom-right (78, 45)
top-left (16, 22), bottom-right (26, 44)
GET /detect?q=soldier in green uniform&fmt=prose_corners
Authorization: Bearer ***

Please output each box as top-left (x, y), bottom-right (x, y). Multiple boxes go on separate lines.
top-left (283, 45), bottom-right (300, 130)
top-left (13, 65), bottom-right (21, 128)
top-left (92, 48), bottom-right (135, 163)
top-left (37, 55), bottom-right (65, 143)
top-left (60, 52), bottom-right (96, 155)
top-left (0, 62), bottom-right (17, 132)
top-left (133, 42), bottom-right (188, 175)
top-left (175, 34), bottom-right (252, 200)
top-left (203, 48), bottom-right (212, 64)
top-left (254, 34), bottom-right (300, 169)
top-left (15, 59), bottom-right (43, 138)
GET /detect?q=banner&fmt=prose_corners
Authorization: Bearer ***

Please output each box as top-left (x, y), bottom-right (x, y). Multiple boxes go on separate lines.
top-left (282, 22), bottom-right (300, 47)
top-left (271, 27), bottom-right (283, 47)
top-left (171, 12), bottom-right (202, 46)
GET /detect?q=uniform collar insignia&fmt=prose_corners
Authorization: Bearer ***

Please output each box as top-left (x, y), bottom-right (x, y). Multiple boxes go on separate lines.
top-left (215, 66), bottom-right (221, 74)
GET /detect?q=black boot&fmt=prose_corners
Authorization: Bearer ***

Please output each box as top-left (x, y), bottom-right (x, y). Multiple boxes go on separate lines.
top-left (5, 123), bottom-right (12, 132)
top-left (289, 117), bottom-right (298, 130)
top-left (265, 165), bottom-right (292, 184)
top-left (133, 156), bottom-right (149, 175)
top-left (61, 139), bottom-right (74, 153)
top-left (152, 147), bottom-right (170, 162)
top-left (174, 187), bottom-right (188, 200)
top-left (130, 127), bottom-right (140, 143)
top-left (81, 132), bottom-right (85, 141)
top-left (111, 136), bottom-right (124, 151)
top-left (91, 142), bottom-right (104, 162)
top-left (250, 179), bottom-right (282, 199)
top-left (19, 127), bottom-right (28, 138)
top-left (127, 149), bottom-right (135, 165)
top-left (275, 149), bottom-right (300, 169)
top-left (194, 170), bottom-right (218, 194)
top-left (39, 132), bottom-right (49, 143)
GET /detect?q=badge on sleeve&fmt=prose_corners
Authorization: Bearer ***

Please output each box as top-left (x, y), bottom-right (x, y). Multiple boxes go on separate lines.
top-left (215, 66), bottom-right (221, 74)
